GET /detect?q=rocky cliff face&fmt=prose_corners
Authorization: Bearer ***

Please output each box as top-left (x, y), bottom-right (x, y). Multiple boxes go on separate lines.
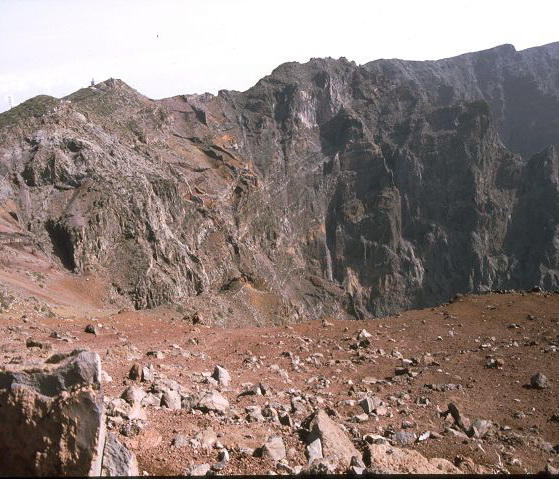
top-left (1, 43), bottom-right (559, 321)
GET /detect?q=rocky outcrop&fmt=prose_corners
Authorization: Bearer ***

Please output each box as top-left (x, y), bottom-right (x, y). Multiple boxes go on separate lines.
top-left (0, 349), bottom-right (138, 476)
top-left (1, 43), bottom-right (559, 319)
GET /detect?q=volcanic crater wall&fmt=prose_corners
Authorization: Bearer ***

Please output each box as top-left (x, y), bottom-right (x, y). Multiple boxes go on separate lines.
top-left (1, 43), bottom-right (559, 319)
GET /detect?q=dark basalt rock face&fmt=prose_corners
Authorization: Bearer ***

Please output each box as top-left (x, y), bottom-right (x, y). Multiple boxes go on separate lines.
top-left (1, 43), bottom-right (559, 320)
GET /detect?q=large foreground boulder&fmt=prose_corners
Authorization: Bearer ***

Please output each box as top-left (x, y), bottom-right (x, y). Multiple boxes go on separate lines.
top-left (0, 349), bottom-right (137, 476)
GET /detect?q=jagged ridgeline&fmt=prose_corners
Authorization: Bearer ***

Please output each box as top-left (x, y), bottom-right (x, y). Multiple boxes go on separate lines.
top-left (1, 43), bottom-right (559, 320)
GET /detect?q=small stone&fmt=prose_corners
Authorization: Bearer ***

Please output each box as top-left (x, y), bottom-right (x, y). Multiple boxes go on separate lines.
top-left (262, 435), bottom-right (286, 462)
top-left (349, 455), bottom-right (366, 475)
top-left (359, 396), bottom-right (381, 414)
top-left (141, 392), bottom-right (161, 407)
top-left (127, 402), bottom-right (147, 421)
top-left (392, 430), bottom-right (417, 446)
top-left (101, 432), bottom-right (139, 476)
top-left (212, 448), bottom-right (229, 470)
top-left (120, 420), bottom-right (143, 437)
top-left (196, 390), bottom-right (229, 413)
top-left (486, 358), bottom-right (505, 369)
top-left (194, 428), bottom-right (218, 450)
top-left (306, 438), bottom-right (323, 463)
top-left (363, 434), bottom-right (389, 445)
top-left (353, 413), bottom-right (369, 423)
top-left (84, 324), bottom-right (97, 335)
top-left (25, 338), bottom-right (52, 350)
top-left (471, 419), bottom-right (492, 438)
top-left (173, 434), bottom-right (189, 448)
top-left (121, 385), bottom-right (147, 405)
top-left (530, 372), bottom-right (549, 389)
top-left (279, 412), bottom-right (293, 427)
top-left (357, 329), bottom-right (372, 340)
top-left (375, 406), bottom-right (389, 417)
top-left (447, 402), bottom-right (471, 432)
top-left (246, 405), bottom-right (265, 422)
top-left (161, 390), bottom-right (182, 409)
top-left (219, 449), bottom-right (229, 461)
top-left (306, 458), bottom-right (338, 474)
top-left (146, 350), bottom-right (165, 359)
top-left (141, 364), bottom-right (155, 382)
top-left (128, 364), bottom-right (141, 380)
top-left (212, 365), bottom-right (231, 387)
top-left (186, 464), bottom-right (210, 476)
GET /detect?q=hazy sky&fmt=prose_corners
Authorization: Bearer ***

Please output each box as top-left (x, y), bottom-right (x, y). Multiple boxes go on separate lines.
top-left (0, 0), bottom-right (557, 112)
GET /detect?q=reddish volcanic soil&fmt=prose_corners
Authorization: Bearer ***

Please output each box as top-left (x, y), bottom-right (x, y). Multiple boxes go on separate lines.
top-left (0, 257), bottom-right (558, 475)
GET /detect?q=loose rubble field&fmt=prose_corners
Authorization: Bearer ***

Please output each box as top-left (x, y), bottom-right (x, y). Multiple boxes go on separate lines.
top-left (1, 284), bottom-right (558, 475)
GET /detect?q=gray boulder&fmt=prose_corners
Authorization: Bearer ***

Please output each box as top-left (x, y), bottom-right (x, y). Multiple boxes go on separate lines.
top-left (262, 435), bottom-right (286, 461)
top-left (306, 409), bottom-right (361, 468)
top-left (101, 432), bottom-right (139, 476)
top-left (196, 390), bottom-right (229, 413)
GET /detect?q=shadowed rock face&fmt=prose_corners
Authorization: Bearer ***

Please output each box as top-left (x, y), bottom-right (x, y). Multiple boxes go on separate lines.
top-left (1, 43), bottom-right (559, 319)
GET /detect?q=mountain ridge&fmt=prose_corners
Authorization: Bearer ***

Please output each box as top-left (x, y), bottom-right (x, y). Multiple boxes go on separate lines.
top-left (1, 41), bottom-right (559, 323)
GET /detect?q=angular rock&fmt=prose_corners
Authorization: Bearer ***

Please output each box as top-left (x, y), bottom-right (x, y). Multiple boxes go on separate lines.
top-left (363, 433), bottom-right (390, 445)
top-left (306, 437), bottom-right (323, 463)
top-left (357, 329), bottom-right (372, 340)
top-left (364, 443), bottom-right (460, 473)
top-left (306, 409), bottom-right (361, 467)
top-left (447, 402), bottom-right (471, 433)
top-left (146, 350), bottom-right (165, 359)
top-left (172, 434), bottom-right (189, 448)
top-left (196, 390), bottom-right (229, 413)
top-left (161, 389), bottom-right (182, 409)
top-left (85, 324), bottom-right (98, 335)
top-left (392, 430), bottom-right (417, 446)
top-left (186, 463), bottom-right (211, 476)
top-left (262, 435), bottom-right (286, 462)
top-left (471, 419), bottom-right (492, 438)
top-left (212, 365), bottom-right (231, 387)
top-left (246, 405), bottom-right (265, 422)
top-left (25, 337), bottom-right (52, 350)
top-left (141, 364), bottom-right (155, 382)
top-left (530, 372), bottom-right (549, 389)
top-left (101, 432), bottom-right (139, 476)
top-left (350, 455), bottom-right (367, 475)
top-left (0, 350), bottom-right (106, 476)
top-left (121, 385), bottom-right (146, 405)
top-left (305, 458), bottom-right (338, 474)
top-left (279, 412), bottom-right (293, 427)
top-left (128, 363), bottom-right (141, 380)
top-left (360, 396), bottom-right (382, 414)
top-left (212, 448), bottom-right (229, 471)
top-left (194, 427), bottom-right (218, 450)
top-left (141, 392), bottom-right (162, 407)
